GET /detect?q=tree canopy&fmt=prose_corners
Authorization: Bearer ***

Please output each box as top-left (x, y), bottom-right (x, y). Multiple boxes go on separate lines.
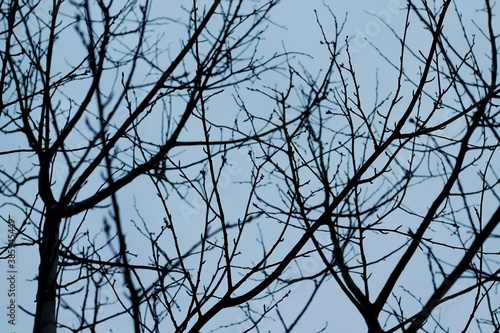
top-left (0, 1), bottom-right (499, 332)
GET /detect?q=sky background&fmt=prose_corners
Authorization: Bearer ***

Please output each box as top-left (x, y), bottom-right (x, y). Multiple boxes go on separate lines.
top-left (0, 0), bottom-right (493, 332)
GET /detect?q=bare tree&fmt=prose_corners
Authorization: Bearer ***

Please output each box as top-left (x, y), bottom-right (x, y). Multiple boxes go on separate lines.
top-left (0, 0), bottom-right (499, 332)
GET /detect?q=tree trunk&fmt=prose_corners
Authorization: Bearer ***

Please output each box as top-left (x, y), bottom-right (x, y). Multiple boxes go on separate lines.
top-left (33, 210), bottom-right (61, 333)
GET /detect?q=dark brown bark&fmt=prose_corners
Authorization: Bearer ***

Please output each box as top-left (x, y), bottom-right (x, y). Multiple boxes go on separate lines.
top-left (34, 209), bottom-right (61, 333)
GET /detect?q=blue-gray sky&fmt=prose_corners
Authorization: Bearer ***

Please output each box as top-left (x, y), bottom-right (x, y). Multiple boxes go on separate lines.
top-left (1, 1), bottom-right (496, 332)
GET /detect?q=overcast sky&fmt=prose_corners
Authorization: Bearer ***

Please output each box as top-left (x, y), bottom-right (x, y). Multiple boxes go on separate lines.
top-left (1, 1), bottom-right (492, 332)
